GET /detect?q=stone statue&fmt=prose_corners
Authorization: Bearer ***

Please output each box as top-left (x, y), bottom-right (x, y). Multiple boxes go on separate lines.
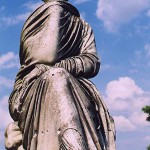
top-left (5, 0), bottom-right (116, 149)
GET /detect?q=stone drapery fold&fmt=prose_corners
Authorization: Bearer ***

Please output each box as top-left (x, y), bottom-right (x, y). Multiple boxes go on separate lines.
top-left (8, 1), bottom-right (116, 150)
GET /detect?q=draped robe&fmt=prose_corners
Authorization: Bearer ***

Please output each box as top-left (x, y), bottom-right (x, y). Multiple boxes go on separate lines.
top-left (8, 1), bottom-right (116, 150)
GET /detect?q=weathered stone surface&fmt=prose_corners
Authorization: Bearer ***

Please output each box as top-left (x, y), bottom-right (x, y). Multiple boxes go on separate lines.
top-left (5, 0), bottom-right (116, 149)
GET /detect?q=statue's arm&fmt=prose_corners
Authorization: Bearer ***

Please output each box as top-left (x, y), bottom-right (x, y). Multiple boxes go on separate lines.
top-left (55, 25), bottom-right (100, 78)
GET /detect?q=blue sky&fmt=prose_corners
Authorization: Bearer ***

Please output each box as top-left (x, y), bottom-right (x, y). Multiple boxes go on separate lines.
top-left (0, 0), bottom-right (150, 149)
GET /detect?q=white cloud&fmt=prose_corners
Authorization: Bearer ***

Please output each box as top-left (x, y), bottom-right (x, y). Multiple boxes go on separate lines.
top-left (0, 1), bottom-right (43, 26)
top-left (0, 52), bottom-right (15, 65)
top-left (144, 43), bottom-right (150, 57)
top-left (104, 77), bottom-right (150, 132)
top-left (0, 76), bottom-right (14, 89)
top-left (132, 94), bottom-right (150, 111)
top-left (113, 116), bottom-right (136, 132)
top-left (0, 96), bottom-right (12, 145)
top-left (131, 44), bottom-right (150, 69)
top-left (74, 0), bottom-right (90, 4)
top-left (105, 77), bottom-right (143, 101)
top-left (104, 77), bottom-right (149, 112)
top-left (0, 131), bottom-right (3, 141)
top-left (134, 50), bottom-right (143, 61)
top-left (0, 96), bottom-right (13, 129)
top-left (23, 1), bottom-right (43, 11)
top-left (1, 13), bottom-right (31, 25)
top-left (146, 9), bottom-right (150, 17)
top-left (0, 1), bottom-right (88, 26)
top-left (0, 6), bottom-right (5, 11)
top-left (96, 0), bottom-right (150, 32)
top-left (101, 64), bottom-right (111, 71)
top-left (80, 12), bottom-right (86, 20)
top-left (144, 136), bottom-right (150, 141)
top-left (129, 112), bottom-right (149, 127)
top-left (0, 52), bottom-right (19, 69)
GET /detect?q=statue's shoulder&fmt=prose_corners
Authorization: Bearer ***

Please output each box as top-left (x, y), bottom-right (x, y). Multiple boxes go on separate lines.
top-left (80, 18), bottom-right (93, 34)
top-left (22, 1), bottom-right (80, 30)
top-left (39, 1), bottom-right (80, 17)
top-left (55, 1), bottom-right (80, 17)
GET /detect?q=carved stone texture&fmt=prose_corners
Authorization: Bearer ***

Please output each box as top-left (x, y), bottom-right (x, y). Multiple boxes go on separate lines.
top-left (5, 0), bottom-right (116, 150)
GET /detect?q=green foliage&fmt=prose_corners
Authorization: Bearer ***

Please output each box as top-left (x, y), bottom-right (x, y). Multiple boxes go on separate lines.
top-left (142, 106), bottom-right (150, 149)
top-left (147, 145), bottom-right (150, 150)
top-left (142, 105), bottom-right (150, 122)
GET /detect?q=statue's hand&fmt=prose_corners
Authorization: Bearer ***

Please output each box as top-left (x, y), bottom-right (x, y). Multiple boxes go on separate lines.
top-left (23, 67), bottom-right (40, 87)
top-left (5, 122), bottom-right (23, 150)
top-left (23, 64), bottom-right (51, 87)
top-left (18, 64), bottom-right (50, 103)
